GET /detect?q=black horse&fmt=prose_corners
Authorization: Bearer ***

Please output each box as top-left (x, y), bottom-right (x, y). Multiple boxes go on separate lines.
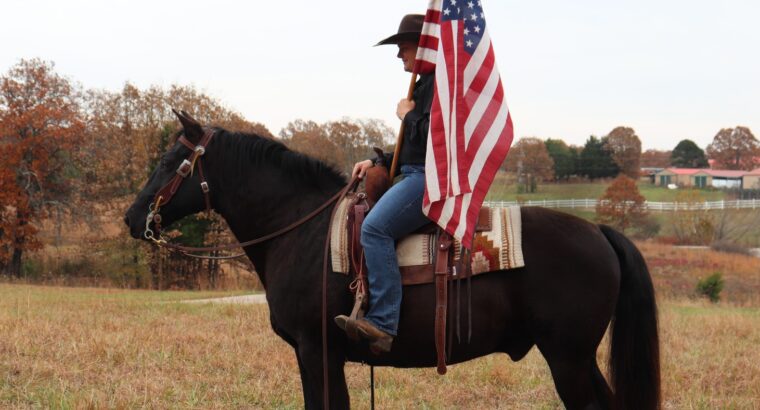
top-left (124, 113), bottom-right (660, 409)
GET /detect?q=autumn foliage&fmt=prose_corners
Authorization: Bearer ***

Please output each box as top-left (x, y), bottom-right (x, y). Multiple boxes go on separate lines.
top-left (596, 175), bottom-right (648, 233)
top-left (503, 137), bottom-right (554, 193)
top-left (279, 118), bottom-right (393, 174)
top-left (0, 58), bottom-right (394, 285)
top-left (605, 126), bottom-right (642, 178)
top-left (706, 126), bottom-right (760, 170)
top-left (0, 59), bottom-right (85, 276)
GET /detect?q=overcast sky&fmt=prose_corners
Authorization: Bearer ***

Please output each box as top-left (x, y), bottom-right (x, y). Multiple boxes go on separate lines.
top-left (2, 0), bottom-right (758, 150)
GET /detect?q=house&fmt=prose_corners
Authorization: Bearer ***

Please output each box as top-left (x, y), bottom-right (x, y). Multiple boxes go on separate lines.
top-left (640, 167), bottom-right (664, 184)
top-left (655, 168), bottom-right (704, 187)
top-left (744, 168), bottom-right (760, 190)
top-left (654, 168), bottom-right (749, 189)
top-left (706, 170), bottom-right (746, 189)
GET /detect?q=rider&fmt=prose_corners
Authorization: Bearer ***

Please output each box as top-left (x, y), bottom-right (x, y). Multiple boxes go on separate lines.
top-left (335, 14), bottom-right (434, 353)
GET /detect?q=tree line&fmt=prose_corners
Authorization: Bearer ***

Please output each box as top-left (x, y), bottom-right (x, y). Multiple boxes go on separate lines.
top-left (1, 58), bottom-right (757, 285)
top-left (504, 126), bottom-right (759, 193)
top-left (0, 59), bottom-right (392, 282)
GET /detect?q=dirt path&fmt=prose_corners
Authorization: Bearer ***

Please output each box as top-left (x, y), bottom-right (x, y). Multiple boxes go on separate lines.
top-left (182, 294), bottom-right (267, 304)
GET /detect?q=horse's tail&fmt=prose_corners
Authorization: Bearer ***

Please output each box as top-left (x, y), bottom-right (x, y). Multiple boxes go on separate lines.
top-left (599, 225), bottom-right (661, 410)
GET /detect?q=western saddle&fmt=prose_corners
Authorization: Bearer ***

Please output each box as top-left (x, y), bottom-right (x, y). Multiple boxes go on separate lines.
top-left (341, 190), bottom-right (490, 375)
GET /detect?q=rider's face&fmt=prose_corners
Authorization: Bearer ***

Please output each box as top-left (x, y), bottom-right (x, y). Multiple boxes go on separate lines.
top-left (397, 42), bottom-right (418, 73)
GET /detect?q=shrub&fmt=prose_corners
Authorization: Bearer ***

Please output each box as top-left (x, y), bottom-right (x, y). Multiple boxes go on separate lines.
top-left (696, 272), bottom-right (725, 303)
top-left (595, 175), bottom-right (648, 233)
top-left (631, 215), bottom-right (661, 239)
top-left (21, 258), bottom-right (44, 280)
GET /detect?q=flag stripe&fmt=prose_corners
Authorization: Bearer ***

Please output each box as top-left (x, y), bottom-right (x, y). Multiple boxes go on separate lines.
top-left (418, 0), bottom-right (513, 249)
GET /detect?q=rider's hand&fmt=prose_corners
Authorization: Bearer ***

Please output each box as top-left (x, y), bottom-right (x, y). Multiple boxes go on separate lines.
top-left (396, 99), bottom-right (416, 120)
top-left (352, 159), bottom-right (374, 180)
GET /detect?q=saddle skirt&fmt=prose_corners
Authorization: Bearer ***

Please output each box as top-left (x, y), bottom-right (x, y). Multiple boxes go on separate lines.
top-left (330, 197), bottom-right (525, 284)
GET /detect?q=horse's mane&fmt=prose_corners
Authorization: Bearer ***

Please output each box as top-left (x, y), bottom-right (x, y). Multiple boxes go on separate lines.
top-left (213, 128), bottom-right (347, 190)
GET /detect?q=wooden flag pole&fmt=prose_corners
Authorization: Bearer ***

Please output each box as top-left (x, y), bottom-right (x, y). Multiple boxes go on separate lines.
top-left (389, 70), bottom-right (419, 180)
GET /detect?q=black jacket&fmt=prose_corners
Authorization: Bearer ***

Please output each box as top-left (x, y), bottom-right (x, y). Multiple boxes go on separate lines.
top-left (380, 73), bottom-right (434, 168)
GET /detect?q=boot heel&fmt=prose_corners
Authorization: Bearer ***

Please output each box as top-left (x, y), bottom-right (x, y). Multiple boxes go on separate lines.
top-left (370, 338), bottom-right (393, 354)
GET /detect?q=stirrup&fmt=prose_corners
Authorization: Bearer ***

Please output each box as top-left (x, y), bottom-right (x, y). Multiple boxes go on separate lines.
top-left (347, 290), bottom-right (366, 340)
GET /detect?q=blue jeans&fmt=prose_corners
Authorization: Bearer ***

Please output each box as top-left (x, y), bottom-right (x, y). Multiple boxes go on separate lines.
top-left (362, 165), bottom-right (430, 336)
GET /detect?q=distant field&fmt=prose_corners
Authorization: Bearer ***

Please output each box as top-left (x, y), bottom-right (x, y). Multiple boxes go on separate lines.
top-left (2, 244), bottom-right (759, 408)
top-left (485, 172), bottom-right (728, 202)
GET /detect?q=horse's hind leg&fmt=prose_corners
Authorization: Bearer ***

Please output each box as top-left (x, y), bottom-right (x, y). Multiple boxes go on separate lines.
top-left (542, 354), bottom-right (610, 410)
top-left (591, 361), bottom-right (613, 408)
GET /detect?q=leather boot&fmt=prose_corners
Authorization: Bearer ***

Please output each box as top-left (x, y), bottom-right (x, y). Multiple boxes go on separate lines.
top-left (334, 315), bottom-right (393, 353)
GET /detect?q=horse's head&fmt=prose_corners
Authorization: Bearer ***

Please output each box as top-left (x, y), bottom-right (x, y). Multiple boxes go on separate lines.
top-left (124, 109), bottom-right (216, 240)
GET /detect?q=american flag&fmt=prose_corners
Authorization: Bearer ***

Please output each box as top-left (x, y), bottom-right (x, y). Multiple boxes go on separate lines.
top-left (416, 0), bottom-right (514, 249)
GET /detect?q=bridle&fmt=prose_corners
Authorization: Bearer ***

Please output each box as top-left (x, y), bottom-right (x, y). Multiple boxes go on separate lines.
top-left (143, 127), bottom-right (358, 259)
top-left (144, 128), bottom-right (215, 245)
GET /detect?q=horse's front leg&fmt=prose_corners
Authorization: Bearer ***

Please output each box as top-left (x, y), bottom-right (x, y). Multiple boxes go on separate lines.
top-left (296, 342), bottom-right (350, 410)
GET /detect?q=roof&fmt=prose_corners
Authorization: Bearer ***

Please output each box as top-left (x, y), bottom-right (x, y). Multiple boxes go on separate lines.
top-left (658, 168), bottom-right (751, 178)
top-left (661, 168), bottom-right (703, 175)
top-left (703, 169), bottom-right (748, 178)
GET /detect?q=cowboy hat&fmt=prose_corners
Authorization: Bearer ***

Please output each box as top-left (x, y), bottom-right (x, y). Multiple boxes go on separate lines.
top-left (375, 14), bottom-right (424, 46)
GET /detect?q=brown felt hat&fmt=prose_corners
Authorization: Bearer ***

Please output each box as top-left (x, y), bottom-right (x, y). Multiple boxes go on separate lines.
top-left (375, 14), bottom-right (424, 46)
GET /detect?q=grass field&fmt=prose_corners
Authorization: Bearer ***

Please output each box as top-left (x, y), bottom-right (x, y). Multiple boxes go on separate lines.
top-left (2, 244), bottom-right (759, 409)
top-left (485, 172), bottom-right (729, 202)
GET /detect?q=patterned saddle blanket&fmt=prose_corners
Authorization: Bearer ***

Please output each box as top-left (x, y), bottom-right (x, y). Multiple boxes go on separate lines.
top-left (330, 198), bottom-right (524, 283)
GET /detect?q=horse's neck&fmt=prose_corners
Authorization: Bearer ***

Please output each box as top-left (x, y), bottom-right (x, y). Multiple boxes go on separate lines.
top-left (215, 168), bottom-right (342, 287)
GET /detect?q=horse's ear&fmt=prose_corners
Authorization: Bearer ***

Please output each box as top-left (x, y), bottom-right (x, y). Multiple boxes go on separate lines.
top-left (172, 108), bottom-right (204, 143)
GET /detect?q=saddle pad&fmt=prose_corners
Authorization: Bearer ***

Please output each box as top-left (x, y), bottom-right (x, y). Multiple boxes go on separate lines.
top-left (331, 199), bottom-right (524, 276)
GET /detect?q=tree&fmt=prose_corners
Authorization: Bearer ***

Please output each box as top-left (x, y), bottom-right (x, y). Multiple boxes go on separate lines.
top-left (0, 59), bottom-right (85, 276)
top-left (605, 126), bottom-right (642, 178)
top-left (544, 138), bottom-right (577, 181)
top-left (279, 119), bottom-right (340, 167)
top-left (595, 175), bottom-right (648, 233)
top-left (82, 83), bottom-right (273, 199)
top-left (706, 126), bottom-right (760, 170)
top-left (280, 118), bottom-right (394, 174)
top-left (671, 139), bottom-right (708, 168)
top-left (324, 118), bottom-right (393, 174)
top-left (640, 149), bottom-right (671, 168)
top-left (80, 82), bottom-right (273, 288)
top-left (578, 136), bottom-right (618, 179)
top-left (504, 137), bottom-right (554, 193)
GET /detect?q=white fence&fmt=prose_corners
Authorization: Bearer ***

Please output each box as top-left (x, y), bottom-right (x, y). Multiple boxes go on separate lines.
top-left (483, 199), bottom-right (760, 211)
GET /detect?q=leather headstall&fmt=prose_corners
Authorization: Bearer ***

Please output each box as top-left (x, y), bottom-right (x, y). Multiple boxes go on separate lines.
top-left (145, 128), bottom-right (215, 239)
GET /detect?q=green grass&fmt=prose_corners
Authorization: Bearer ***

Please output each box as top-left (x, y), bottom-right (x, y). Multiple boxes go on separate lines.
top-left (485, 172), bottom-right (729, 202)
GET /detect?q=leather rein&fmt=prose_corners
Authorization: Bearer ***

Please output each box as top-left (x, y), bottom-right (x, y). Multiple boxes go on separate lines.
top-left (144, 128), bottom-right (357, 259)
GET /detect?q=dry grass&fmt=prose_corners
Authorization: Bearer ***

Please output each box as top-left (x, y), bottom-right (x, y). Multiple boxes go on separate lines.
top-left (638, 241), bottom-right (760, 305)
top-left (2, 282), bottom-right (759, 409)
